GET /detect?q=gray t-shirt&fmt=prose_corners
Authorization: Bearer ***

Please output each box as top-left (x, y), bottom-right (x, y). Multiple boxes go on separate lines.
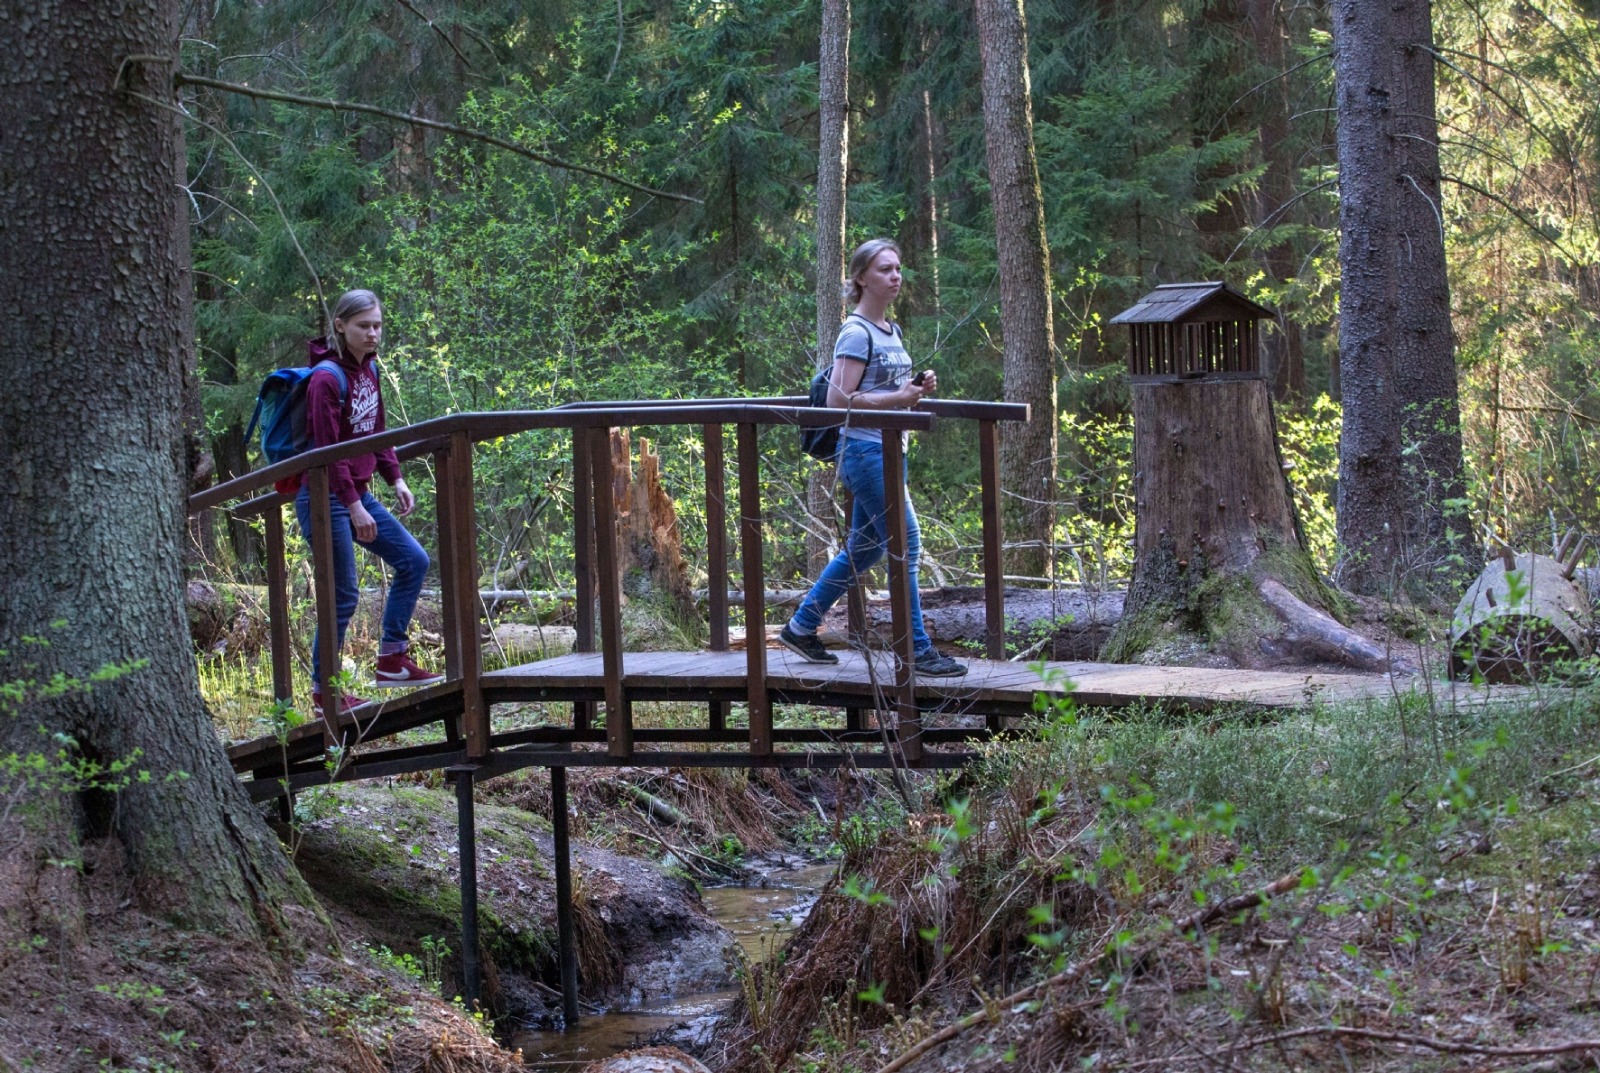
top-left (835, 315), bottom-right (912, 444)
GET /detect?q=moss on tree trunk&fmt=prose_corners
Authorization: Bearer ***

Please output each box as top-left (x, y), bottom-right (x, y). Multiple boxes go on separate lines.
top-left (1103, 378), bottom-right (1402, 672)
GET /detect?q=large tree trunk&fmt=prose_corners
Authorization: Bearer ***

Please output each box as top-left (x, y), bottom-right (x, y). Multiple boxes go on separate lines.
top-left (1245, 0), bottom-right (1306, 403)
top-left (1104, 379), bottom-right (1403, 672)
top-left (975, 0), bottom-right (1058, 582)
top-left (0, 0), bottom-right (302, 934)
top-left (1332, 0), bottom-right (1471, 603)
top-left (807, 0), bottom-right (851, 577)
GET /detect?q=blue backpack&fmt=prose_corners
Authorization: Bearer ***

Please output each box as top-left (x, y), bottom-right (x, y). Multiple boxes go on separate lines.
top-left (243, 359), bottom-right (351, 465)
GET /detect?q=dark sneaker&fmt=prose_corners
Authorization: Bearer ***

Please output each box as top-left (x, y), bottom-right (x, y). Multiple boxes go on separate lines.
top-left (373, 652), bottom-right (444, 689)
top-left (914, 650), bottom-right (967, 678)
top-left (779, 624), bottom-right (838, 665)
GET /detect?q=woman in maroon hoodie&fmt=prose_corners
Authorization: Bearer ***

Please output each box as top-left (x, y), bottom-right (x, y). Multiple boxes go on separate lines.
top-left (296, 289), bottom-right (440, 715)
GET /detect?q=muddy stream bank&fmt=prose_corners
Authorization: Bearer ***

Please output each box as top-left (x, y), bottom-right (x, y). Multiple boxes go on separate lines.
top-left (512, 860), bottom-right (836, 1070)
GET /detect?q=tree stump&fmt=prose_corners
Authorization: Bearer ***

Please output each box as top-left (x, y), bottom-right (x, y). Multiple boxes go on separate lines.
top-left (610, 430), bottom-right (694, 619)
top-left (1449, 551), bottom-right (1591, 683)
top-left (1104, 377), bottom-right (1403, 671)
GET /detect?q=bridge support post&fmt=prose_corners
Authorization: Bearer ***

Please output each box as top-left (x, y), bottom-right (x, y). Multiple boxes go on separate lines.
top-left (306, 466), bottom-right (345, 750)
top-left (572, 430), bottom-right (596, 734)
top-left (551, 766), bottom-right (580, 1026)
top-left (704, 423), bottom-right (730, 734)
top-left (880, 435), bottom-right (923, 766)
top-left (450, 765), bottom-right (482, 1012)
top-left (263, 505), bottom-right (294, 706)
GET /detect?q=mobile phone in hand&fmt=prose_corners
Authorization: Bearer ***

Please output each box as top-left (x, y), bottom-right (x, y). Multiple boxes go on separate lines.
top-left (911, 370), bottom-right (928, 386)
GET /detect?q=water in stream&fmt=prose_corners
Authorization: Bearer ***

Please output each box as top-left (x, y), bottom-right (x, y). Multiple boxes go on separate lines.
top-left (512, 861), bottom-right (836, 1071)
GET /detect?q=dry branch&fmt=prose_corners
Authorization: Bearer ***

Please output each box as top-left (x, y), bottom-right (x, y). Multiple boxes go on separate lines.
top-left (876, 870), bottom-right (1307, 1073)
top-left (1225, 1025), bottom-right (1600, 1062)
top-left (173, 73), bottom-right (702, 204)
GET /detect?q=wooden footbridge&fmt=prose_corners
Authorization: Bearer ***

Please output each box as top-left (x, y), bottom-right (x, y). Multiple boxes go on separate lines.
top-left (188, 394), bottom-right (1469, 1021)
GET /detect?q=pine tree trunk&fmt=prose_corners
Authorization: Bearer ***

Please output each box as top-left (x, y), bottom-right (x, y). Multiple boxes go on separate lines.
top-left (809, 0), bottom-right (851, 577)
top-left (1332, 0), bottom-right (1471, 602)
top-left (975, 0), bottom-right (1057, 582)
top-left (1245, 0), bottom-right (1306, 402)
top-left (0, 0), bottom-right (303, 935)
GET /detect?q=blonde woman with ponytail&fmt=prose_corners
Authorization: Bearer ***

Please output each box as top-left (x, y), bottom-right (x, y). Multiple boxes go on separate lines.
top-left (779, 240), bottom-right (966, 677)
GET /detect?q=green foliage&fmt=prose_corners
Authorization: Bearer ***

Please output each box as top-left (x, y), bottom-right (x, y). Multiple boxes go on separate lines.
top-left (1, 642), bottom-right (166, 832)
top-left (183, 0), bottom-right (1600, 592)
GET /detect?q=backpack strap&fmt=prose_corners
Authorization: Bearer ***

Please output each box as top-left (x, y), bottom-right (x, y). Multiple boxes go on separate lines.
top-left (243, 396), bottom-right (266, 448)
top-left (313, 359), bottom-right (352, 404)
top-left (842, 312), bottom-right (889, 369)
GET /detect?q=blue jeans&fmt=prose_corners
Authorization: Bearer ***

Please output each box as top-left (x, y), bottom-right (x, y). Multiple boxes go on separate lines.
top-left (294, 488), bottom-right (430, 686)
top-left (790, 437), bottom-right (932, 654)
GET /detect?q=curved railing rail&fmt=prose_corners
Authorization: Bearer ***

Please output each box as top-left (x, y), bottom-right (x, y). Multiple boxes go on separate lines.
top-left (189, 397), bottom-right (1028, 765)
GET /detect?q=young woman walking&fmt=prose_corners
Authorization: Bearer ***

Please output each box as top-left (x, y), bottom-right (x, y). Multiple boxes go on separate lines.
top-left (779, 239), bottom-right (966, 677)
top-left (295, 288), bottom-right (442, 714)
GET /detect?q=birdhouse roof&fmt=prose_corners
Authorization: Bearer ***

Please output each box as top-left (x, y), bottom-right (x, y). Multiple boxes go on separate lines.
top-left (1109, 282), bottom-right (1277, 325)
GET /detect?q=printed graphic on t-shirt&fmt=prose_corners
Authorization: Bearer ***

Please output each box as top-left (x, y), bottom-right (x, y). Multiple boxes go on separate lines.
top-left (349, 376), bottom-right (380, 435)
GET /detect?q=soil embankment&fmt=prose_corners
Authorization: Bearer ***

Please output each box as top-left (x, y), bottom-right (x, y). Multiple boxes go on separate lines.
top-left (290, 782), bottom-right (736, 1024)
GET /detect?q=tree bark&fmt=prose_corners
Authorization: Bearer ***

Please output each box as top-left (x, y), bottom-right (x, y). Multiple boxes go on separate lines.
top-left (975, 0), bottom-right (1058, 582)
top-left (1245, 0), bottom-right (1306, 403)
top-left (1332, 0), bottom-right (1471, 602)
top-left (1104, 379), bottom-right (1399, 671)
top-left (612, 430), bottom-right (694, 619)
top-left (0, 0), bottom-right (302, 934)
top-left (809, 0), bottom-right (851, 577)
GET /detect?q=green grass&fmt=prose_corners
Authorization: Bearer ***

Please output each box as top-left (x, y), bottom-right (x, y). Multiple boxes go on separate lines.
top-left (978, 681), bottom-right (1600, 870)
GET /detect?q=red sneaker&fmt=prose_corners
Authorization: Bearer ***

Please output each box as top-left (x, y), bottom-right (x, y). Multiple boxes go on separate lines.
top-left (373, 652), bottom-right (444, 689)
top-left (312, 690), bottom-right (372, 717)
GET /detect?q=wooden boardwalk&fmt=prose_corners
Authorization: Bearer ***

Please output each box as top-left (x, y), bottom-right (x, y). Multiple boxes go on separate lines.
top-left (225, 649), bottom-right (1531, 802)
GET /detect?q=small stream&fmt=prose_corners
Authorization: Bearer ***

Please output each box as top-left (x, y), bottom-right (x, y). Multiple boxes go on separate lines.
top-left (512, 860), bottom-right (836, 1071)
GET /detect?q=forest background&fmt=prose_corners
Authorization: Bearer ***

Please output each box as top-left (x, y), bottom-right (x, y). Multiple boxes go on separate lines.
top-left (189, 0), bottom-right (1600, 599)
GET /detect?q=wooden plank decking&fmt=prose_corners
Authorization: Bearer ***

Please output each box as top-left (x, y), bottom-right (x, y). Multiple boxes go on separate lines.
top-left (481, 648), bottom-right (1490, 711)
top-left (225, 648), bottom-right (1546, 801)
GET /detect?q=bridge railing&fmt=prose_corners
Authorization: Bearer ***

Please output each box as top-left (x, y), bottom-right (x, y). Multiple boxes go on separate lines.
top-left (190, 398), bottom-right (1029, 764)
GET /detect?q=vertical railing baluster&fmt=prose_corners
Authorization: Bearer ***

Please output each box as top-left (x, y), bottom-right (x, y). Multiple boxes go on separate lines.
top-left (704, 423), bottom-right (729, 733)
top-left (447, 431), bottom-right (488, 759)
top-left (588, 425), bottom-right (631, 757)
top-left (737, 422), bottom-right (772, 755)
top-left (842, 485), bottom-right (866, 734)
top-left (571, 429), bottom-right (595, 733)
top-left (880, 434), bottom-right (922, 766)
top-left (978, 419), bottom-right (1006, 662)
top-left (435, 447), bottom-right (462, 682)
top-left (264, 504), bottom-right (293, 706)
top-left (306, 465), bottom-right (342, 751)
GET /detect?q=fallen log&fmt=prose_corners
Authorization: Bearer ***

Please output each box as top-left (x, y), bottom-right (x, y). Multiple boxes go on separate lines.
top-left (1450, 550), bottom-right (1591, 683)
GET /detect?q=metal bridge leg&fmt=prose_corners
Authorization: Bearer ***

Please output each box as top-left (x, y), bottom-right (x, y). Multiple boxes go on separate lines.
top-left (552, 766), bottom-right (580, 1026)
top-left (451, 765), bottom-right (482, 1012)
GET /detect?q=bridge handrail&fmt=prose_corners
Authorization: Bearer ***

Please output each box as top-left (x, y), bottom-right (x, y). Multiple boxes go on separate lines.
top-left (193, 394), bottom-right (1025, 768)
top-left (189, 401), bottom-right (961, 513)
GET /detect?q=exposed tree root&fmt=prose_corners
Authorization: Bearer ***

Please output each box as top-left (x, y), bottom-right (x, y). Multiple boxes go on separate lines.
top-left (1258, 578), bottom-right (1417, 675)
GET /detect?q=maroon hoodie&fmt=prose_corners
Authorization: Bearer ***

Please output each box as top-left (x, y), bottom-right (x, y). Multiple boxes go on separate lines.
top-left (293, 338), bottom-right (402, 505)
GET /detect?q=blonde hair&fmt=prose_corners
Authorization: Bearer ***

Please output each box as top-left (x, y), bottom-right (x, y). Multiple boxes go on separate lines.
top-left (844, 238), bottom-right (902, 304)
top-left (328, 289), bottom-right (381, 350)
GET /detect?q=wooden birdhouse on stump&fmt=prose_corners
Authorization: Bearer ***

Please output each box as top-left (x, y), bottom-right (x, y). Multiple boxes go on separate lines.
top-left (1101, 283), bottom-right (1395, 671)
top-left (1110, 281), bottom-right (1276, 381)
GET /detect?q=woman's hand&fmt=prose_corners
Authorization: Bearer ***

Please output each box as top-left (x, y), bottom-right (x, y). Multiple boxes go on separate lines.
top-left (393, 478), bottom-right (416, 517)
top-left (899, 369), bottom-right (936, 405)
top-left (349, 500), bottom-right (378, 543)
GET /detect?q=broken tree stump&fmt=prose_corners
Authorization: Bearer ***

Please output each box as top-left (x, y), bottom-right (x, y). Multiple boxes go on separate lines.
top-left (610, 429), bottom-right (694, 618)
top-left (1450, 550), bottom-right (1591, 683)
